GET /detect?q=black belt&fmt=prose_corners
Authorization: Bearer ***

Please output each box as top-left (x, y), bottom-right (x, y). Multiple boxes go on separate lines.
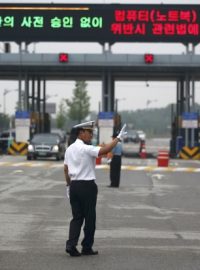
top-left (71, 180), bottom-right (95, 183)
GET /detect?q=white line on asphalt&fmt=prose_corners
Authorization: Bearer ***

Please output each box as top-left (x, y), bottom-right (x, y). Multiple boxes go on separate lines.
top-left (95, 228), bottom-right (200, 240)
top-left (0, 162), bottom-right (11, 166)
top-left (46, 226), bottom-right (200, 242)
top-left (11, 162), bottom-right (29, 167)
top-left (99, 244), bottom-right (200, 252)
top-left (28, 162), bottom-right (48, 167)
top-left (0, 162), bottom-right (200, 173)
top-left (50, 164), bottom-right (63, 168)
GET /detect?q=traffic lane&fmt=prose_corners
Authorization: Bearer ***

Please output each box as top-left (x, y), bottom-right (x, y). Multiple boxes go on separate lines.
top-left (0, 167), bottom-right (200, 269)
top-left (122, 137), bottom-right (170, 157)
top-left (1, 154), bottom-right (200, 170)
top-left (1, 167), bottom-right (200, 237)
top-left (97, 170), bottom-right (200, 269)
top-left (97, 170), bottom-right (200, 231)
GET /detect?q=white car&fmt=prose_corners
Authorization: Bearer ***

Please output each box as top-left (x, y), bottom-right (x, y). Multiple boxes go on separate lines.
top-left (136, 130), bottom-right (146, 141)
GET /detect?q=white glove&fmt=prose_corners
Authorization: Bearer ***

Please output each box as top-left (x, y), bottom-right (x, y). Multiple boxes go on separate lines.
top-left (117, 124), bottom-right (127, 141)
top-left (107, 158), bottom-right (112, 164)
top-left (66, 185), bottom-right (70, 199)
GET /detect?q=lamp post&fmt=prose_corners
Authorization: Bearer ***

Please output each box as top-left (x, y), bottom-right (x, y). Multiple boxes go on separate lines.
top-left (3, 89), bottom-right (18, 114)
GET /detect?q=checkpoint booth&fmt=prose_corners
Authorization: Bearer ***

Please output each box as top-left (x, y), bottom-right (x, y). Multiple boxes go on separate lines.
top-left (8, 111), bottom-right (30, 155)
top-left (98, 112), bottom-right (114, 145)
top-left (97, 112), bottom-right (115, 165)
top-left (178, 112), bottom-right (200, 160)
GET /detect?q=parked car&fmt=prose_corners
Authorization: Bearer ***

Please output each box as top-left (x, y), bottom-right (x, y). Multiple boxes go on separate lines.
top-left (123, 129), bottom-right (140, 143)
top-left (27, 133), bottom-right (66, 161)
top-left (51, 128), bottom-right (67, 142)
top-left (0, 129), bottom-right (15, 154)
top-left (67, 127), bottom-right (77, 146)
top-left (136, 130), bottom-right (146, 141)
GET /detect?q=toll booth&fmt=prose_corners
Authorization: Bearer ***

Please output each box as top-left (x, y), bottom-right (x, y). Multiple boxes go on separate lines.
top-left (98, 112), bottom-right (121, 145)
top-left (170, 112), bottom-right (200, 159)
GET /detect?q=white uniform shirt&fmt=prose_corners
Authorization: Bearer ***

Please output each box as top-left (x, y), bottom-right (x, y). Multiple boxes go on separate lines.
top-left (64, 139), bottom-right (101, 181)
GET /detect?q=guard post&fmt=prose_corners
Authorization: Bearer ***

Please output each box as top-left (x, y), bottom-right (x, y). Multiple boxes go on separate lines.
top-left (8, 111), bottom-right (30, 155)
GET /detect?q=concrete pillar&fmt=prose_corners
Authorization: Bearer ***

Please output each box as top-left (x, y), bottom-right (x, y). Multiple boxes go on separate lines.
top-left (24, 73), bottom-right (29, 111)
top-left (31, 77), bottom-right (35, 112)
top-left (102, 71), bottom-right (114, 112)
top-left (42, 79), bottom-right (46, 114)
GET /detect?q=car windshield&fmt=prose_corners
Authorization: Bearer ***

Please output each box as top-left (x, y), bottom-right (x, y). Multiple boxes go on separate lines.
top-left (128, 130), bottom-right (137, 136)
top-left (31, 134), bottom-right (59, 144)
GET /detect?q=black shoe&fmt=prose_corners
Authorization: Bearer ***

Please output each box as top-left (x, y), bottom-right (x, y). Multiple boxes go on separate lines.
top-left (81, 249), bottom-right (98, 255)
top-left (66, 246), bottom-right (81, 257)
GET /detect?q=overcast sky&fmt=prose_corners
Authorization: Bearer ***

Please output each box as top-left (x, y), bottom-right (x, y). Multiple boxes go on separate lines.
top-left (1, 0), bottom-right (200, 115)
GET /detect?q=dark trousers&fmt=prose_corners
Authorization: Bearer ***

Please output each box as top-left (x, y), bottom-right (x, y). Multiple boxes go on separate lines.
top-left (66, 180), bottom-right (98, 250)
top-left (110, 155), bottom-right (121, 187)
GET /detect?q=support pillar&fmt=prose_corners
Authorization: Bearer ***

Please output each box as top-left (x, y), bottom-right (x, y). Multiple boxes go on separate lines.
top-left (31, 76), bottom-right (35, 112)
top-left (36, 77), bottom-right (41, 113)
top-left (24, 73), bottom-right (29, 111)
top-left (42, 79), bottom-right (46, 114)
top-left (18, 42), bottom-right (22, 111)
top-left (102, 71), bottom-right (114, 112)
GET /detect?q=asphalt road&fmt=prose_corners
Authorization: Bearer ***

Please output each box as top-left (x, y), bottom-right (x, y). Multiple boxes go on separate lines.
top-left (0, 155), bottom-right (200, 270)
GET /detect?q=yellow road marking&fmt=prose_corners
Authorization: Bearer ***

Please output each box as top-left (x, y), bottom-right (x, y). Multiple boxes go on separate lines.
top-left (0, 162), bottom-right (200, 173)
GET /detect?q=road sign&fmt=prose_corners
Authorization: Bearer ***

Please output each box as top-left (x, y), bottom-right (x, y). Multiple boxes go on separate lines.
top-left (40, 103), bottom-right (56, 114)
top-left (15, 111), bottom-right (30, 119)
top-left (98, 112), bottom-right (114, 119)
top-left (15, 111), bottom-right (30, 127)
top-left (182, 112), bottom-right (198, 128)
top-left (0, 4), bottom-right (200, 43)
top-left (98, 112), bottom-right (114, 127)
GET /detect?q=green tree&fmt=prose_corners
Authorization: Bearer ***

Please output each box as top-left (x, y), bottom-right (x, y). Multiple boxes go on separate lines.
top-left (65, 81), bottom-right (90, 123)
top-left (56, 100), bottom-right (68, 129)
top-left (120, 105), bottom-right (172, 137)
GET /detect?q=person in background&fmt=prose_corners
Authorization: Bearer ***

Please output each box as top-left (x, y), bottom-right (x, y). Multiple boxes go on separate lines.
top-left (109, 131), bottom-right (122, 188)
top-left (64, 121), bottom-right (127, 257)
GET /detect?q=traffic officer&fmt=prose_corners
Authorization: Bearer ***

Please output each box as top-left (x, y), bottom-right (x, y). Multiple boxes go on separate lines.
top-left (109, 131), bottom-right (122, 187)
top-left (64, 121), bottom-right (127, 257)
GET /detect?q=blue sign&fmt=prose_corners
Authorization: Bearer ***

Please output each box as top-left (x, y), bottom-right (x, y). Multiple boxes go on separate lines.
top-left (182, 112), bottom-right (198, 120)
top-left (98, 112), bottom-right (114, 119)
top-left (15, 111), bottom-right (30, 119)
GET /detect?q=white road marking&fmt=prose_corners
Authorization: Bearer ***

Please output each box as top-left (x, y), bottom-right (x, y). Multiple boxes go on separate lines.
top-left (38, 225), bottom-right (200, 242)
top-left (0, 161), bottom-right (200, 173)
top-left (28, 162), bottom-right (48, 167)
top-left (13, 170), bottom-right (24, 173)
top-left (151, 174), bottom-right (165, 180)
top-left (11, 162), bottom-right (29, 167)
top-left (0, 162), bottom-right (11, 166)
